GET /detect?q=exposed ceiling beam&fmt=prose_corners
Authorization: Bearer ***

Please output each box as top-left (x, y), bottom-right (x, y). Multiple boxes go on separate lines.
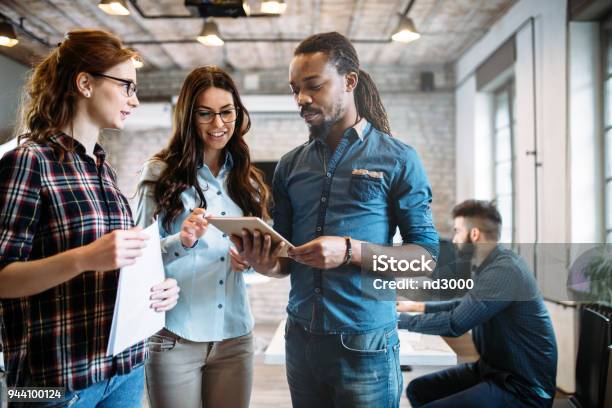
top-left (126, 0), bottom-right (282, 19)
top-left (346, 0), bottom-right (365, 38)
top-left (401, 0), bottom-right (417, 16)
top-left (124, 37), bottom-right (393, 45)
top-left (312, 0), bottom-right (321, 34)
top-left (0, 11), bottom-right (52, 47)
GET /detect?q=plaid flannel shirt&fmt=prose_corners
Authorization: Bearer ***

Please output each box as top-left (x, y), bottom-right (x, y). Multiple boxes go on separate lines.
top-left (0, 133), bottom-right (146, 391)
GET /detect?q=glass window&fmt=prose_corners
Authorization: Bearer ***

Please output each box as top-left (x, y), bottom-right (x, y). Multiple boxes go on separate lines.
top-left (606, 129), bottom-right (612, 181)
top-left (607, 28), bottom-right (612, 76)
top-left (495, 128), bottom-right (512, 162)
top-left (495, 91), bottom-right (510, 130)
top-left (605, 21), bottom-right (612, 242)
top-left (493, 81), bottom-right (515, 243)
top-left (495, 162), bottom-right (513, 195)
top-left (605, 79), bottom-right (612, 127)
top-left (606, 182), bottom-right (612, 230)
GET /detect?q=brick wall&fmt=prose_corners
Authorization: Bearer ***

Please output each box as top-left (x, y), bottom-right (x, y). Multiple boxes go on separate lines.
top-left (101, 127), bottom-right (170, 201)
top-left (248, 277), bottom-right (292, 325)
top-left (102, 64), bottom-right (455, 324)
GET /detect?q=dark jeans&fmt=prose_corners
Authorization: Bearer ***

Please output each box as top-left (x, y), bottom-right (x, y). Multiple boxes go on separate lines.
top-left (285, 318), bottom-right (402, 408)
top-left (16, 364), bottom-right (145, 408)
top-left (406, 362), bottom-right (552, 408)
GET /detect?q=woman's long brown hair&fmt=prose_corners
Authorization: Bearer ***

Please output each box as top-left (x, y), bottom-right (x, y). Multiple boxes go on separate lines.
top-left (147, 66), bottom-right (271, 231)
top-left (17, 29), bottom-right (137, 156)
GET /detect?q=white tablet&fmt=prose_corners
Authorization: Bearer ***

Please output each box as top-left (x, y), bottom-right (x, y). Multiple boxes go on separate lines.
top-left (208, 216), bottom-right (294, 257)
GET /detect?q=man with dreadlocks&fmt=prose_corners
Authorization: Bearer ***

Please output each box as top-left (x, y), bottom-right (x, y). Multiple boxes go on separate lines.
top-left (232, 32), bottom-right (439, 407)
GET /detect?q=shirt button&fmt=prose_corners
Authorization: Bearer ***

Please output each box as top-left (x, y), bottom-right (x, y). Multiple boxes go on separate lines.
top-left (218, 304), bottom-right (223, 309)
top-left (326, 172), bottom-right (332, 178)
top-left (223, 233), bottom-right (228, 238)
top-left (314, 288), bottom-right (321, 294)
top-left (221, 211), bottom-right (226, 215)
top-left (316, 226), bottom-right (322, 232)
top-left (321, 197), bottom-right (326, 202)
top-left (219, 280), bottom-right (224, 285)
top-left (220, 257), bottom-right (225, 262)
top-left (217, 191), bottom-right (222, 195)
top-left (174, 252), bottom-right (180, 257)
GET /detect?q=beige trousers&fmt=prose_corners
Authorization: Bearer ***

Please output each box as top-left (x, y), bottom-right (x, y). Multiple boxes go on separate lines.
top-left (145, 329), bottom-right (254, 408)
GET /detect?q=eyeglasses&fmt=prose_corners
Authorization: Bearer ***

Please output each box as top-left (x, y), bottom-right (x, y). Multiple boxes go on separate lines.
top-left (193, 108), bottom-right (237, 124)
top-left (89, 72), bottom-right (137, 97)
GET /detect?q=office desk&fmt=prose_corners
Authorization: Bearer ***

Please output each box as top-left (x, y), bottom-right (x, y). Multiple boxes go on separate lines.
top-left (263, 319), bottom-right (457, 366)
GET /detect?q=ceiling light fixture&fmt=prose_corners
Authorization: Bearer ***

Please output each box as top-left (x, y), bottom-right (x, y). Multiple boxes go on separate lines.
top-left (260, 0), bottom-right (287, 15)
top-left (243, 2), bottom-right (251, 16)
top-left (391, 0), bottom-right (420, 44)
top-left (197, 20), bottom-right (224, 46)
top-left (391, 15), bottom-right (420, 43)
top-left (0, 21), bottom-right (18, 47)
top-left (98, 0), bottom-right (130, 16)
top-left (131, 56), bottom-right (143, 69)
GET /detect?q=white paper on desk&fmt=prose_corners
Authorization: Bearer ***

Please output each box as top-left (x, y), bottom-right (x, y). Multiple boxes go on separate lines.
top-left (106, 221), bottom-right (165, 356)
top-left (398, 329), bottom-right (422, 343)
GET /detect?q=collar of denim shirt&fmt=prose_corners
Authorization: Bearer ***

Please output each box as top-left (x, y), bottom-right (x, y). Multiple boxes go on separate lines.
top-left (352, 117), bottom-right (368, 140)
top-left (312, 118), bottom-right (371, 146)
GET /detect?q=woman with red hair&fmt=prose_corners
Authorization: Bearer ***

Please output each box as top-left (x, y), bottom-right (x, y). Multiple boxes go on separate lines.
top-left (0, 30), bottom-right (179, 407)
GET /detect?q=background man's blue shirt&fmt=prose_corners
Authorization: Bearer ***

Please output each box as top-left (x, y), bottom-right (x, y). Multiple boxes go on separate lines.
top-left (399, 246), bottom-right (558, 400)
top-left (273, 121), bottom-right (439, 333)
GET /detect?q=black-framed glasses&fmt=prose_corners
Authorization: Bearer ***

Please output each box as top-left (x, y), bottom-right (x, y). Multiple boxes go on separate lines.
top-left (193, 108), bottom-right (238, 124)
top-left (89, 72), bottom-right (137, 97)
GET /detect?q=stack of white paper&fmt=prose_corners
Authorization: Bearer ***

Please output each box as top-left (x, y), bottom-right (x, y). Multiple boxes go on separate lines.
top-left (107, 221), bottom-right (166, 356)
top-left (398, 329), bottom-right (422, 343)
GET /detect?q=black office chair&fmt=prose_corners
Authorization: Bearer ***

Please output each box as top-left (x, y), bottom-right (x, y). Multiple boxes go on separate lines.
top-left (603, 345), bottom-right (612, 408)
top-left (562, 307), bottom-right (612, 408)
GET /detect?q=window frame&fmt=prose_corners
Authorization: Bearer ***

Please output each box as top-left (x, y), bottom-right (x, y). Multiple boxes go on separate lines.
top-left (492, 80), bottom-right (516, 243)
top-left (603, 14), bottom-right (612, 243)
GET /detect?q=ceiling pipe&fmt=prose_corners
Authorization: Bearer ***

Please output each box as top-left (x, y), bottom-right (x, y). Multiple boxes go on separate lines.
top-left (0, 13), bottom-right (51, 48)
top-left (126, 0), bottom-right (280, 19)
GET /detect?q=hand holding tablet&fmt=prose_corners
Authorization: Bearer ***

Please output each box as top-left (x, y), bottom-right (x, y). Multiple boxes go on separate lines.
top-left (208, 217), bottom-right (294, 258)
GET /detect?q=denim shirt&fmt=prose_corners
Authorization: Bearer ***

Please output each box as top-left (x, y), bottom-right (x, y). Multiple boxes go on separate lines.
top-left (135, 154), bottom-right (253, 342)
top-left (273, 120), bottom-right (439, 334)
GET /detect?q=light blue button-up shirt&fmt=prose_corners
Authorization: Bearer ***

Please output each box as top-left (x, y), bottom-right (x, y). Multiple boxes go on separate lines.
top-left (135, 154), bottom-right (253, 342)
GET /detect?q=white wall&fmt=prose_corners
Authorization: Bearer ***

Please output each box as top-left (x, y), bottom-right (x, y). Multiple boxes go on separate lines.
top-left (455, 77), bottom-right (475, 202)
top-left (454, 0), bottom-right (578, 393)
top-left (514, 24), bottom-right (538, 245)
top-left (0, 53), bottom-right (28, 141)
top-left (0, 137), bottom-right (17, 158)
top-left (455, 0), bottom-right (568, 244)
top-left (569, 22), bottom-right (604, 243)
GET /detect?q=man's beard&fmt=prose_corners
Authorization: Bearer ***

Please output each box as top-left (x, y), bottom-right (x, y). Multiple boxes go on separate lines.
top-left (305, 100), bottom-right (344, 140)
top-left (457, 235), bottom-right (476, 260)
top-left (308, 119), bottom-right (334, 140)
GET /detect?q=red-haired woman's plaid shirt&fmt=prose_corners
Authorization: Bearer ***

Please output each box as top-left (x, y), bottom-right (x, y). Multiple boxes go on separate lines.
top-left (0, 134), bottom-right (146, 391)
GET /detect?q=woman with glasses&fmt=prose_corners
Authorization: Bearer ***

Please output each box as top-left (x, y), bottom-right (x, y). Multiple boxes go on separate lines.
top-left (135, 65), bottom-right (270, 408)
top-left (0, 30), bottom-right (179, 407)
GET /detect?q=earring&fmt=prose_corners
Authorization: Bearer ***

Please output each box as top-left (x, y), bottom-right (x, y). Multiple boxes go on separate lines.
top-left (84, 92), bottom-right (90, 98)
